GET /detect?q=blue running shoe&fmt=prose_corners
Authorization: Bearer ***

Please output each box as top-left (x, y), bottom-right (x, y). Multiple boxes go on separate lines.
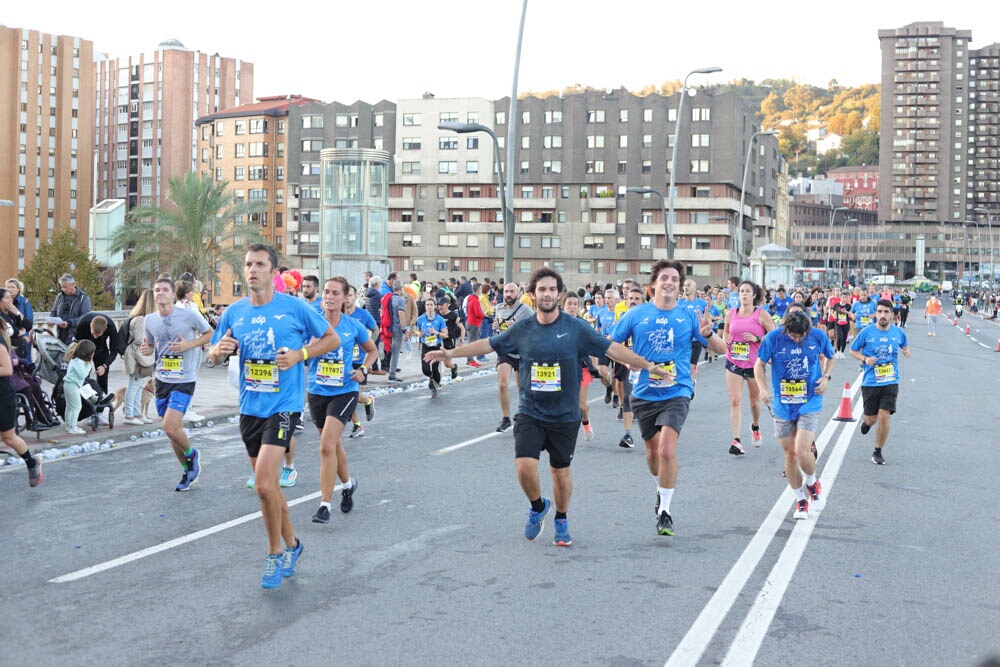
top-left (175, 470), bottom-right (191, 492)
top-left (261, 554), bottom-right (283, 589)
top-left (281, 538), bottom-right (303, 578)
top-left (553, 518), bottom-right (573, 547)
top-left (185, 448), bottom-right (201, 485)
top-left (279, 466), bottom-right (297, 488)
top-left (524, 498), bottom-right (551, 541)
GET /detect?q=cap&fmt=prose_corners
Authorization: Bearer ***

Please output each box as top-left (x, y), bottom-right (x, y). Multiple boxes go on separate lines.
top-left (436, 297), bottom-right (450, 306)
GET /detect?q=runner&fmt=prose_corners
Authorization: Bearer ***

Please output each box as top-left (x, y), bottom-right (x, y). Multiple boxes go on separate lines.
top-left (140, 275), bottom-right (214, 491)
top-left (611, 260), bottom-right (727, 536)
top-left (416, 299), bottom-right (448, 398)
top-left (208, 244), bottom-right (339, 589)
top-left (426, 267), bottom-right (666, 546)
top-left (679, 279), bottom-right (709, 384)
top-left (722, 280), bottom-right (775, 455)
top-left (344, 285), bottom-right (378, 438)
top-left (923, 292), bottom-right (942, 336)
top-left (562, 292), bottom-right (596, 442)
top-left (493, 283), bottom-right (533, 432)
top-left (850, 287), bottom-right (877, 332)
top-left (596, 288), bottom-right (618, 406)
top-left (614, 287), bottom-right (645, 448)
top-left (0, 322), bottom-right (42, 487)
top-left (849, 299), bottom-right (911, 465)
top-left (754, 309), bottom-right (836, 520)
top-left (307, 277), bottom-right (378, 524)
top-left (438, 296), bottom-right (464, 384)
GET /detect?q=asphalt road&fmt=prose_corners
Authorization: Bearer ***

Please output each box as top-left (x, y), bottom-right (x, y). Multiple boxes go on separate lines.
top-left (3, 302), bottom-right (998, 666)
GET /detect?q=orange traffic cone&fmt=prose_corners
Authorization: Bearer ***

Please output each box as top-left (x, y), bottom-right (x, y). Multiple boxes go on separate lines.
top-left (955, 317), bottom-right (960, 327)
top-left (832, 382), bottom-right (856, 422)
top-left (994, 338), bottom-right (1000, 352)
top-left (965, 324), bottom-right (971, 335)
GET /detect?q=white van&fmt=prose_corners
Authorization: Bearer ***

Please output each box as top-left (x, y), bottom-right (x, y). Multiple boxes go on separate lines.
top-left (941, 280), bottom-right (953, 294)
top-left (870, 274), bottom-right (896, 287)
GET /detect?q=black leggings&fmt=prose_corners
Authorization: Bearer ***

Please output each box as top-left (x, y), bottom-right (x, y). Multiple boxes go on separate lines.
top-left (421, 344), bottom-right (441, 385)
top-left (835, 323), bottom-right (850, 352)
top-left (899, 309), bottom-right (909, 326)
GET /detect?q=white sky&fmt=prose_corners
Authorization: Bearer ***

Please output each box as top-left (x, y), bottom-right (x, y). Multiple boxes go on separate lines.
top-left (4, 1), bottom-right (993, 102)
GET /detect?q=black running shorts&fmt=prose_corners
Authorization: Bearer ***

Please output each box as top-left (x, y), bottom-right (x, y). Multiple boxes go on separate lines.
top-left (308, 392), bottom-right (358, 429)
top-left (630, 396), bottom-right (691, 442)
top-left (512, 414), bottom-right (579, 469)
top-left (239, 412), bottom-right (299, 458)
top-left (861, 384), bottom-right (898, 416)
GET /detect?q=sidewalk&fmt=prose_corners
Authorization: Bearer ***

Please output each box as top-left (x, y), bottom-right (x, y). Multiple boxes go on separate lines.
top-left (16, 339), bottom-right (495, 454)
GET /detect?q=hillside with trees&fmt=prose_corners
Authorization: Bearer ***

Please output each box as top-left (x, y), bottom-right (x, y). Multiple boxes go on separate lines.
top-left (522, 79), bottom-right (881, 177)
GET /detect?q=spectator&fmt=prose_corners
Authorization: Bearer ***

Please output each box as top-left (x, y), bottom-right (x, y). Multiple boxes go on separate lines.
top-left (50, 274), bottom-right (92, 345)
top-left (464, 282), bottom-right (486, 366)
top-left (62, 339), bottom-right (96, 435)
top-left (121, 289), bottom-right (156, 425)
top-left (385, 280), bottom-right (407, 382)
top-left (366, 277), bottom-right (385, 373)
top-left (74, 312), bottom-right (121, 396)
top-left (1, 285), bottom-right (33, 367)
top-left (5, 279), bottom-right (34, 362)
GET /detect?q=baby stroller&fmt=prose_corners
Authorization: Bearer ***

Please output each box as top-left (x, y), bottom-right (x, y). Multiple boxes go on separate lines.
top-left (33, 326), bottom-right (68, 386)
top-left (36, 327), bottom-right (115, 431)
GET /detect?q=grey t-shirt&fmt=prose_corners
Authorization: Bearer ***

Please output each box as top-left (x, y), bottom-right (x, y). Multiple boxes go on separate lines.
top-left (492, 301), bottom-right (533, 359)
top-left (144, 307), bottom-right (211, 384)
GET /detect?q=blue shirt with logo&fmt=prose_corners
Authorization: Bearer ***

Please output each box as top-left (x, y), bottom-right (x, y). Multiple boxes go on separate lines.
top-left (212, 292), bottom-right (332, 418)
top-left (851, 299), bottom-right (877, 328)
top-left (596, 306), bottom-right (616, 336)
top-left (416, 314), bottom-right (447, 347)
top-left (490, 312), bottom-right (611, 422)
top-left (307, 315), bottom-right (370, 396)
top-left (772, 295), bottom-right (793, 318)
top-left (757, 327), bottom-right (835, 420)
top-left (611, 301), bottom-right (707, 402)
top-left (850, 324), bottom-right (908, 387)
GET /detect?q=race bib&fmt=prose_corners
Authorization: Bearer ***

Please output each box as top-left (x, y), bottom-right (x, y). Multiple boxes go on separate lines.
top-left (423, 333), bottom-right (439, 346)
top-left (628, 369), bottom-right (640, 386)
top-left (244, 358), bottom-right (279, 392)
top-left (779, 379), bottom-right (807, 404)
top-left (530, 362), bottom-right (561, 392)
top-left (730, 342), bottom-right (750, 362)
top-left (499, 321), bottom-right (510, 331)
top-left (874, 363), bottom-right (896, 384)
top-left (352, 345), bottom-right (362, 363)
top-left (649, 361), bottom-right (677, 388)
top-left (158, 354), bottom-right (183, 380)
top-left (316, 360), bottom-right (345, 387)
top-left (860, 316), bottom-right (871, 326)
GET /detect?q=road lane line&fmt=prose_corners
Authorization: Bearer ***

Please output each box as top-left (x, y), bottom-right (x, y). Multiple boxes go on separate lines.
top-left (664, 375), bottom-right (863, 667)
top-left (433, 432), bottom-right (501, 455)
top-left (49, 489), bottom-right (335, 583)
top-left (720, 399), bottom-right (863, 666)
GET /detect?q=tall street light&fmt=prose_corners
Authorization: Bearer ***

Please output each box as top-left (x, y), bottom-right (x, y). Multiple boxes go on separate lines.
top-left (737, 130), bottom-right (779, 279)
top-left (836, 217), bottom-right (858, 285)
top-left (504, 0), bottom-right (529, 284)
top-left (667, 66), bottom-right (722, 267)
top-left (626, 187), bottom-right (671, 258)
top-left (964, 219), bottom-right (985, 285)
top-left (438, 121), bottom-right (513, 283)
top-left (974, 206), bottom-right (995, 291)
top-left (826, 206), bottom-right (849, 274)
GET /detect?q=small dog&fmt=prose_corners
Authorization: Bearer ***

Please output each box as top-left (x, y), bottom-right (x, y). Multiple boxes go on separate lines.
top-left (113, 378), bottom-right (155, 420)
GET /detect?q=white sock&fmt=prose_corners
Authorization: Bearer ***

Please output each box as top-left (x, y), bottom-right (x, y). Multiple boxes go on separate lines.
top-left (344, 477), bottom-right (354, 490)
top-left (320, 501), bottom-right (331, 510)
top-left (794, 486), bottom-right (808, 501)
top-left (658, 487), bottom-right (674, 515)
top-left (804, 472), bottom-right (817, 487)
top-left (285, 463), bottom-right (295, 470)
top-left (651, 473), bottom-right (659, 487)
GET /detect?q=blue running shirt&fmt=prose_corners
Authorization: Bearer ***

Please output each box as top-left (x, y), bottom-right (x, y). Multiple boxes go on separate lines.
top-left (851, 299), bottom-right (877, 328)
top-left (307, 315), bottom-right (370, 396)
top-left (851, 324), bottom-right (908, 387)
top-left (757, 327), bottom-right (835, 420)
top-left (212, 292), bottom-right (331, 417)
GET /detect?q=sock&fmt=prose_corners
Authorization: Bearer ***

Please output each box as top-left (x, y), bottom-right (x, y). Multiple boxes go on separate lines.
top-left (21, 450), bottom-right (37, 468)
top-left (624, 427), bottom-right (631, 435)
top-left (285, 463), bottom-right (295, 470)
top-left (345, 477), bottom-right (355, 490)
top-left (794, 486), bottom-right (808, 501)
top-left (804, 472), bottom-right (817, 487)
top-left (751, 423), bottom-right (760, 432)
top-left (353, 420), bottom-right (361, 426)
top-left (364, 397), bottom-right (373, 406)
top-left (555, 511), bottom-right (567, 520)
top-left (651, 473), bottom-right (659, 486)
top-left (733, 436), bottom-right (741, 443)
top-left (320, 501), bottom-right (331, 510)
top-left (183, 447), bottom-right (194, 457)
top-left (582, 420), bottom-right (589, 426)
top-left (530, 497), bottom-right (546, 513)
top-left (658, 487), bottom-right (674, 515)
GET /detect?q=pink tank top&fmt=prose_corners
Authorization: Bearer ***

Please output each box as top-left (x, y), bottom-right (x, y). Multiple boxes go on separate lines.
top-left (726, 307), bottom-right (766, 368)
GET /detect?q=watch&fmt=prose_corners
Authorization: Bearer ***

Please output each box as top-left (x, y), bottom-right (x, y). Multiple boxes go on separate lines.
top-left (824, 374), bottom-right (832, 380)
top-left (360, 365), bottom-right (370, 376)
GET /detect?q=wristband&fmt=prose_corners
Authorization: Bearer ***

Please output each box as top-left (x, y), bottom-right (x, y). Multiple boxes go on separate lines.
top-left (360, 365), bottom-right (369, 376)
top-left (301, 347), bottom-right (309, 362)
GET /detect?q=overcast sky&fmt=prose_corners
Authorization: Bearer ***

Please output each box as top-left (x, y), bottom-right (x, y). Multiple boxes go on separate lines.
top-left (4, 1), bottom-right (993, 102)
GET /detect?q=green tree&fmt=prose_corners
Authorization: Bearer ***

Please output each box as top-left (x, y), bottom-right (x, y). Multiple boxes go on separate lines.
top-left (839, 129), bottom-right (880, 165)
top-left (109, 171), bottom-right (266, 293)
top-left (19, 229), bottom-right (113, 313)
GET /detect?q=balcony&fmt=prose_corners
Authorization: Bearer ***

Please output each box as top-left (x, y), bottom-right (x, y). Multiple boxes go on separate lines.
top-left (673, 222), bottom-right (731, 237)
top-left (589, 223), bottom-right (616, 234)
top-left (389, 221), bottom-right (413, 233)
top-left (299, 242), bottom-right (319, 256)
top-left (286, 218), bottom-right (299, 233)
top-left (388, 196), bottom-right (414, 209)
top-left (445, 196), bottom-right (500, 210)
top-left (287, 198), bottom-right (299, 209)
top-left (673, 248), bottom-right (736, 263)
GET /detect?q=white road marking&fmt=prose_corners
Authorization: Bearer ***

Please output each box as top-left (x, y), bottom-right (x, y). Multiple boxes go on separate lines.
top-left (433, 432), bottom-right (501, 455)
top-left (664, 375), bottom-right (863, 667)
top-left (48, 487), bottom-right (347, 583)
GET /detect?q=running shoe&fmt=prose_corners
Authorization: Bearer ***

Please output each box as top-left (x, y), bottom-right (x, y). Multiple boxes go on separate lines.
top-left (618, 433), bottom-right (634, 449)
top-left (612, 394), bottom-right (620, 409)
top-left (553, 518), bottom-right (573, 547)
top-left (616, 407), bottom-right (623, 421)
top-left (281, 538), bottom-right (303, 577)
top-left (388, 375), bottom-right (403, 383)
top-left (467, 359), bottom-right (481, 368)
top-left (451, 366), bottom-right (458, 380)
top-left (582, 423), bottom-right (594, 441)
top-left (751, 428), bottom-right (762, 447)
top-left (860, 421), bottom-right (872, 435)
top-left (341, 478), bottom-right (356, 513)
top-left (183, 410), bottom-right (205, 423)
top-left (246, 474), bottom-right (255, 489)
top-left (364, 397), bottom-right (376, 422)
top-left (497, 417), bottom-right (512, 432)
top-left (430, 382), bottom-right (439, 399)
top-left (656, 511), bottom-right (675, 536)
top-left (871, 448), bottom-right (885, 465)
top-left (729, 439), bottom-right (745, 456)
top-left (261, 554), bottom-right (283, 589)
top-left (175, 470), bottom-right (192, 492)
top-left (27, 458), bottom-right (43, 488)
top-left (349, 423), bottom-right (365, 438)
top-left (604, 384), bottom-right (613, 404)
top-left (524, 498), bottom-right (551, 541)
top-left (279, 466), bottom-right (297, 488)
top-left (185, 448), bottom-right (201, 485)
top-left (806, 479), bottom-right (825, 512)
top-left (65, 425), bottom-right (86, 435)
top-left (312, 505), bottom-right (331, 524)
top-left (793, 499), bottom-right (809, 520)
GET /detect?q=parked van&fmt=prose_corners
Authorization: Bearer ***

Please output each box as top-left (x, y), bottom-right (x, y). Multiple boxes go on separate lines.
top-left (941, 280), bottom-right (954, 294)
top-left (870, 274), bottom-right (896, 286)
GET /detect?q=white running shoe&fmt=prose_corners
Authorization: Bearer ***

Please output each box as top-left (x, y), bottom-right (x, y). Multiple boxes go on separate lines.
top-left (183, 410), bottom-right (205, 423)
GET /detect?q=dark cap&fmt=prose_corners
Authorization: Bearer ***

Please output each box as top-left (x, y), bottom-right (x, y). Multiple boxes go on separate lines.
top-left (436, 297), bottom-right (450, 306)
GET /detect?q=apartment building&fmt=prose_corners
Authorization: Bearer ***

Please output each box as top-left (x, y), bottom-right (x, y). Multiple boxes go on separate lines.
top-left (386, 89), bottom-right (781, 288)
top-left (95, 39), bottom-right (252, 213)
top-left (0, 27), bottom-right (94, 276)
top-left (879, 21), bottom-right (1000, 281)
top-left (827, 165), bottom-right (879, 212)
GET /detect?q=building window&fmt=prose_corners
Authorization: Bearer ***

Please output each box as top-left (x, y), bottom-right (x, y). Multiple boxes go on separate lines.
top-left (583, 236), bottom-right (604, 249)
top-left (438, 234), bottom-right (458, 247)
top-left (642, 160), bottom-right (652, 174)
top-left (585, 161), bottom-right (605, 174)
top-left (216, 144), bottom-right (224, 159)
top-left (521, 111), bottom-right (531, 124)
top-left (617, 237), bottom-right (626, 250)
top-left (519, 236), bottom-right (532, 248)
top-left (493, 235), bottom-right (505, 248)
top-left (235, 143), bottom-right (245, 158)
top-left (402, 234), bottom-right (421, 247)
top-left (302, 115), bottom-right (323, 128)
top-left (692, 108), bottom-right (711, 121)
top-left (520, 161), bottom-right (530, 174)
top-left (643, 109), bottom-right (653, 122)
top-left (616, 262), bottom-right (629, 273)
top-left (619, 135), bottom-right (628, 148)
top-left (543, 135), bottom-right (563, 149)
top-left (640, 236), bottom-right (652, 250)
top-left (467, 137), bottom-right (479, 149)
top-left (618, 161), bottom-right (628, 175)
top-left (541, 237), bottom-right (561, 249)
top-left (402, 113), bottom-right (421, 126)
top-left (402, 161), bottom-right (420, 174)
top-left (439, 136), bottom-right (458, 150)
top-left (579, 261), bottom-right (592, 274)
top-left (249, 142), bottom-right (268, 157)
top-left (438, 161), bottom-right (458, 174)
top-left (586, 135), bottom-right (605, 148)
top-left (466, 161), bottom-right (479, 174)
top-left (545, 110), bottom-right (563, 124)
top-left (216, 121), bottom-right (224, 136)
top-left (234, 166), bottom-right (245, 181)
top-left (587, 109), bottom-right (605, 123)
top-left (301, 139), bottom-right (323, 152)
top-left (249, 119), bottom-right (267, 133)
top-left (402, 137), bottom-right (421, 150)
top-left (466, 235), bottom-right (479, 247)
top-left (691, 160), bottom-right (709, 173)
top-left (694, 237), bottom-right (712, 250)
top-left (496, 111), bottom-right (506, 125)
top-left (691, 134), bottom-right (710, 147)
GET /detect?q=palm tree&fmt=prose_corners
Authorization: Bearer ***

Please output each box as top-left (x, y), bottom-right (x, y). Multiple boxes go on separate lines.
top-left (109, 171), bottom-right (267, 293)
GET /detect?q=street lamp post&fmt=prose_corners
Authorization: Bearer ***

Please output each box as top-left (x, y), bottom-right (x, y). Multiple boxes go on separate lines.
top-left (760, 252), bottom-right (768, 290)
top-left (964, 220), bottom-right (985, 286)
top-left (667, 66), bottom-right (722, 266)
top-left (737, 130), bottom-right (779, 279)
top-left (626, 187), bottom-right (671, 258)
top-left (826, 206), bottom-right (849, 274)
top-left (974, 207), bottom-right (996, 291)
top-left (438, 122), bottom-right (513, 282)
top-left (836, 217), bottom-right (858, 285)
top-left (503, 0), bottom-right (529, 285)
